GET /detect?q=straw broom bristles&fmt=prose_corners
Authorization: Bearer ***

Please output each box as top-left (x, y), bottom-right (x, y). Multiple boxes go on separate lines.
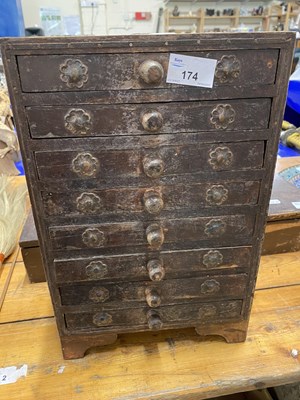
top-left (0, 176), bottom-right (27, 266)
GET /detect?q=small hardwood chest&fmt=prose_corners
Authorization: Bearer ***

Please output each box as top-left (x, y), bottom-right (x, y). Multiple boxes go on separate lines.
top-left (1, 33), bottom-right (294, 359)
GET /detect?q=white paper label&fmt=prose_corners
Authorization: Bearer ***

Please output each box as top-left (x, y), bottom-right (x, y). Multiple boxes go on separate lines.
top-left (270, 199), bottom-right (281, 205)
top-left (0, 365), bottom-right (28, 385)
top-left (166, 53), bottom-right (217, 88)
top-left (292, 202), bottom-right (300, 209)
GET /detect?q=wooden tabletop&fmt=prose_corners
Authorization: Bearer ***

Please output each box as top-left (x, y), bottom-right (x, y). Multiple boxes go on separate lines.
top-left (1, 249), bottom-right (300, 400)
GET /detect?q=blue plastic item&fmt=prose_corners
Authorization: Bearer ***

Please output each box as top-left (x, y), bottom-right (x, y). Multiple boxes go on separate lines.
top-left (284, 67), bottom-right (300, 126)
top-left (0, 0), bottom-right (24, 37)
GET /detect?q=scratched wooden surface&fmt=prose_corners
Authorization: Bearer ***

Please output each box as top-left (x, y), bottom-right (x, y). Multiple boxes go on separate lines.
top-left (1, 251), bottom-right (300, 400)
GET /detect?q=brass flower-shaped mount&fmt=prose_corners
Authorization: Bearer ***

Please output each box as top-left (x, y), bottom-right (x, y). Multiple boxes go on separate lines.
top-left (200, 279), bottom-right (221, 294)
top-left (59, 58), bottom-right (88, 89)
top-left (204, 219), bottom-right (226, 237)
top-left (210, 104), bottom-right (236, 130)
top-left (208, 146), bottom-right (233, 170)
top-left (198, 304), bottom-right (217, 319)
top-left (206, 184), bottom-right (229, 205)
top-left (93, 312), bottom-right (113, 327)
top-left (89, 287), bottom-right (110, 303)
top-left (72, 152), bottom-right (99, 178)
top-left (86, 261), bottom-right (108, 279)
top-left (76, 192), bottom-right (102, 214)
top-left (215, 55), bottom-right (241, 83)
top-left (82, 228), bottom-right (105, 248)
top-left (65, 109), bottom-right (92, 135)
top-left (203, 249), bottom-right (224, 268)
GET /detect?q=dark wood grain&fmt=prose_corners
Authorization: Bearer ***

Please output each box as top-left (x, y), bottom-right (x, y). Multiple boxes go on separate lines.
top-left (64, 300), bottom-right (243, 331)
top-left (59, 273), bottom-right (247, 308)
top-left (54, 246), bottom-right (251, 283)
top-left (49, 212), bottom-right (256, 252)
top-left (1, 32), bottom-right (294, 359)
top-left (41, 180), bottom-right (260, 218)
top-left (35, 141), bottom-right (265, 184)
top-left (18, 49), bottom-right (278, 93)
top-left (26, 99), bottom-right (271, 138)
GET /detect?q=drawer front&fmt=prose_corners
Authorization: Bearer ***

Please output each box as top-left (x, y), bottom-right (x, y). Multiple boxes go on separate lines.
top-left (18, 50), bottom-right (278, 92)
top-left (35, 141), bottom-right (264, 184)
top-left (64, 300), bottom-right (243, 331)
top-left (59, 273), bottom-right (247, 308)
top-left (49, 213), bottom-right (255, 252)
top-left (27, 99), bottom-right (271, 138)
top-left (55, 246), bottom-right (252, 283)
top-left (42, 180), bottom-right (260, 217)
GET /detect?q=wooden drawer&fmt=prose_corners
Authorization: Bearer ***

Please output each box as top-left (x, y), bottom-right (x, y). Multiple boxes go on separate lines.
top-left (60, 273), bottom-right (247, 308)
top-left (54, 246), bottom-right (252, 283)
top-left (42, 180), bottom-right (260, 218)
top-left (18, 49), bottom-right (278, 93)
top-left (49, 212), bottom-right (256, 253)
top-left (35, 141), bottom-right (264, 184)
top-left (64, 300), bottom-right (243, 331)
top-left (27, 99), bottom-right (271, 138)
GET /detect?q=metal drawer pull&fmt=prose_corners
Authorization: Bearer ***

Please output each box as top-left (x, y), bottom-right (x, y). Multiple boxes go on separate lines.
top-left (141, 111), bottom-right (163, 132)
top-left (143, 155), bottom-right (164, 178)
top-left (93, 312), bottom-right (112, 327)
top-left (82, 228), bottom-right (105, 248)
top-left (147, 259), bottom-right (165, 281)
top-left (201, 279), bottom-right (221, 294)
top-left (215, 55), bottom-right (241, 83)
top-left (147, 310), bottom-right (163, 330)
top-left (76, 192), bottom-right (102, 214)
top-left (72, 152), bottom-right (99, 178)
top-left (210, 104), bottom-right (236, 130)
top-left (143, 189), bottom-right (164, 214)
top-left (198, 304), bottom-right (217, 319)
top-left (138, 60), bottom-right (164, 84)
top-left (59, 58), bottom-right (88, 89)
top-left (89, 287), bottom-right (110, 303)
top-left (204, 219), bottom-right (226, 237)
top-left (203, 250), bottom-right (223, 268)
top-left (208, 146), bottom-right (233, 170)
top-left (206, 184), bottom-right (228, 205)
top-left (146, 224), bottom-right (164, 248)
top-left (85, 261), bottom-right (108, 279)
top-left (64, 108), bottom-right (92, 135)
top-left (145, 288), bottom-right (161, 308)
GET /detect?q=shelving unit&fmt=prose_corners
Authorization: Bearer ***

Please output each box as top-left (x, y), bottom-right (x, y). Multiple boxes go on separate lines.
top-left (164, 10), bottom-right (203, 33)
top-left (263, 2), bottom-right (300, 31)
top-left (164, 2), bottom-right (300, 33)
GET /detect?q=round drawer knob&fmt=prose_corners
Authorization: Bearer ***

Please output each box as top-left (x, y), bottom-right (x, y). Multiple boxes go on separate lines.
top-left (146, 224), bottom-right (164, 248)
top-left (145, 288), bottom-right (161, 308)
top-left (147, 310), bottom-right (163, 330)
top-left (138, 60), bottom-right (164, 84)
top-left (147, 259), bottom-right (165, 281)
top-left (143, 156), bottom-right (164, 178)
top-left (141, 111), bottom-right (163, 132)
top-left (143, 190), bottom-right (164, 214)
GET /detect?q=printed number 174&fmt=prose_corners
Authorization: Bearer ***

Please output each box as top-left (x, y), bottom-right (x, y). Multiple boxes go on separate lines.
top-left (182, 71), bottom-right (198, 81)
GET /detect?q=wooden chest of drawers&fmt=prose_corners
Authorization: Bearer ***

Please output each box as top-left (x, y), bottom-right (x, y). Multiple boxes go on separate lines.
top-left (1, 33), bottom-right (294, 359)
